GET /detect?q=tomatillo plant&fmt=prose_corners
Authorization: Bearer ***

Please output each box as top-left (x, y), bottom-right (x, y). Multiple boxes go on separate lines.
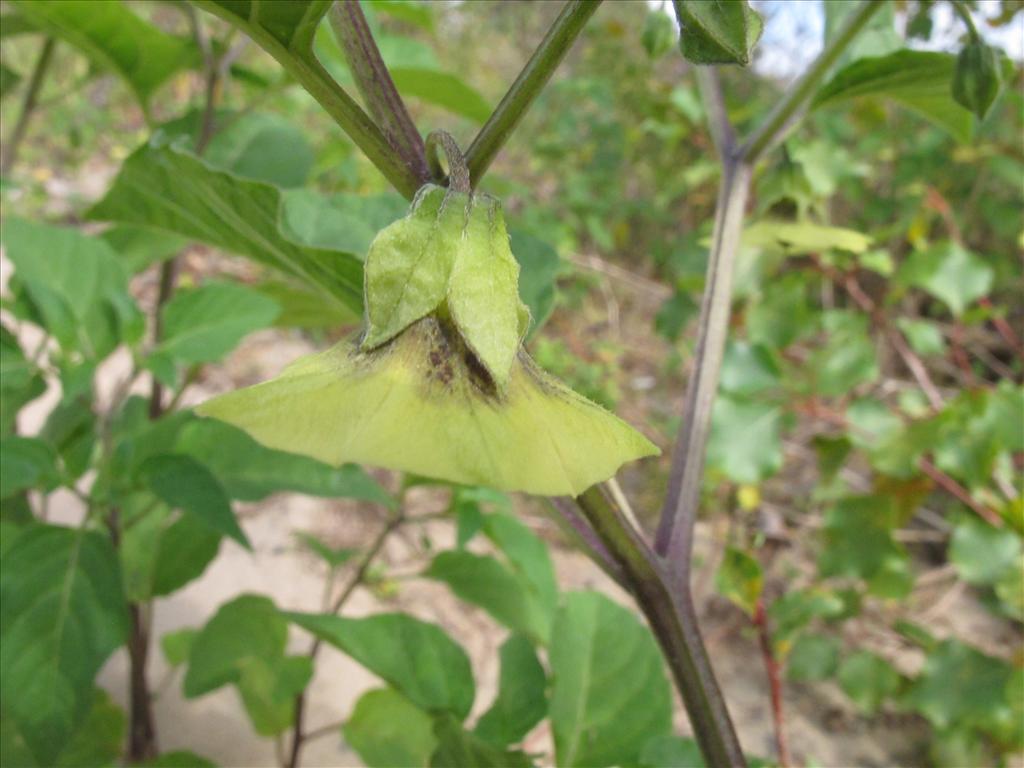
top-left (2, 1), bottom-right (1018, 767)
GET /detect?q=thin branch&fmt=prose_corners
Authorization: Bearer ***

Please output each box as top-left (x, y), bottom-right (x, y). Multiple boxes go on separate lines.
top-left (737, 0), bottom-right (885, 163)
top-left (287, 509), bottom-right (405, 768)
top-left (464, 0), bottom-right (601, 187)
top-left (328, 0), bottom-right (429, 185)
top-left (655, 161), bottom-right (753, 563)
top-left (1, 36), bottom-right (56, 175)
top-left (753, 598), bottom-right (791, 768)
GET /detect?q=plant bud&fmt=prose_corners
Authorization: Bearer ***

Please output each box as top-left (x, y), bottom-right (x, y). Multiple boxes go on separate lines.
top-left (952, 39), bottom-right (1003, 121)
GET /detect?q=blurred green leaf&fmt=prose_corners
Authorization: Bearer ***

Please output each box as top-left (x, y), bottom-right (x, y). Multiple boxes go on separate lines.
top-left (0, 436), bottom-right (56, 498)
top-left (2, 218), bottom-right (142, 358)
top-left (742, 219), bottom-right (872, 254)
top-left (136, 751), bottom-right (218, 768)
top-left (482, 514), bottom-right (558, 631)
top-left (819, 496), bottom-right (910, 597)
top-left (279, 189), bottom-right (406, 255)
top-left (672, 0), bottom-right (763, 66)
top-left (161, 628), bottom-right (199, 668)
top-left (0, 525), bottom-right (128, 764)
top-left (150, 281), bottom-right (280, 372)
top-left (508, 229), bottom-right (560, 337)
top-left (715, 547), bottom-right (763, 617)
top-left (807, 311), bottom-right (879, 397)
top-left (949, 518), bottom-right (1021, 585)
top-left (367, 0), bottom-right (435, 31)
top-left (474, 634), bottom-right (547, 747)
top-left (294, 532), bottom-right (358, 569)
top-left (88, 138), bottom-right (364, 312)
top-left (288, 611), bottom-right (475, 719)
top-left (254, 279), bottom-right (360, 329)
top-left (140, 454), bottom-right (249, 549)
top-left (899, 242), bottom-right (993, 316)
top-left (426, 552), bottom-right (551, 643)
top-left (0, 62), bottom-right (21, 99)
top-left (549, 592), bottom-right (672, 767)
top-left (344, 688), bottom-right (437, 768)
top-left (12, 0), bottom-right (196, 109)
top-left (838, 651), bottom-right (900, 714)
top-left (719, 341), bottom-right (780, 397)
top-left (638, 735), bottom-right (706, 768)
top-left (896, 317), bottom-right (946, 356)
top-left (430, 714), bottom-right (533, 768)
top-left (391, 68), bottom-right (491, 122)
top-left (786, 634), bottom-right (840, 682)
top-left (184, 595), bottom-right (309, 735)
top-left (707, 397), bottom-right (783, 484)
top-left (903, 640), bottom-right (1015, 732)
top-left (814, 50), bottom-right (974, 142)
top-left (0, 325), bottom-right (44, 434)
top-left (99, 225), bottom-right (189, 275)
top-left (175, 418), bottom-right (394, 505)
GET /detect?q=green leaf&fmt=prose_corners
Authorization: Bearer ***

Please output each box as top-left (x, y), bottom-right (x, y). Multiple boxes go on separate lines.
top-left (151, 281), bottom-right (280, 371)
top-left (204, 112), bottom-right (315, 188)
top-left (88, 138), bottom-right (364, 312)
top-left (474, 634), bottom-right (546, 747)
top-left (549, 592), bottom-right (672, 767)
top-left (390, 68), bottom-right (491, 123)
top-left (237, 655), bottom-right (313, 736)
top-left (706, 397), bottom-right (783, 484)
top-left (100, 225), bottom-right (189, 275)
top-left (0, 61), bottom-right (21, 100)
top-left (140, 454), bottom-right (249, 549)
top-left (279, 189), bottom-right (407, 255)
top-left (184, 595), bottom-right (285, 696)
top-left (343, 688), bottom-right (437, 768)
top-left (949, 518), bottom-right (1021, 585)
top-left (185, 595), bottom-right (309, 736)
top-left (719, 341), bottom-right (780, 397)
top-left (786, 634), bottom-right (840, 682)
top-left (161, 628), bottom-right (199, 668)
top-left (903, 640), bottom-right (1014, 731)
top-left (2, 218), bottom-right (142, 358)
top-left (175, 418), bottom-right (394, 505)
top-left (136, 751), bottom-right (218, 768)
top-left (52, 687), bottom-right (125, 768)
top-left (837, 651), bottom-right (900, 714)
top-left (426, 552), bottom-right (551, 642)
top-left (150, 513), bottom-right (222, 597)
top-left (0, 436), bottom-right (57, 498)
top-left (715, 547), bottom-right (763, 617)
top-left (430, 714), bottom-right (533, 768)
top-left (254, 279), bottom-right (360, 329)
top-left (0, 525), bottom-right (128, 764)
top-left (895, 318), bottom-right (946, 356)
top-left (806, 311), bottom-right (879, 397)
top-left (507, 229), bottom-right (560, 337)
top-left (482, 514), bottom-right (558, 630)
top-left (672, 0), bottom-right (763, 66)
top-left (368, 0), bottom-right (435, 31)
top-left (813, 50), bottom-right (974, 142)
top-left (899, 242), bottom-right (994, 316)
top-left (638, 735), bottom-right (705, 768)
top-left (743, 219), bottom-right (872, 254)
top-left (12, 0), bottom-right (196, 109)
top-left (818, 496), bottom-right (909, 595)
top-left (288, 611), bottom-right (475, 718)
top-left (294, 532), bottom-right (358, 569)
top-left (0, 325), bottom-right (45, 434)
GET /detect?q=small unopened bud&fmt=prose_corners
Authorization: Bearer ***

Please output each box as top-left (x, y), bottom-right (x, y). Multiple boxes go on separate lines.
top-left (952, 39), bottom-right (1004, 121)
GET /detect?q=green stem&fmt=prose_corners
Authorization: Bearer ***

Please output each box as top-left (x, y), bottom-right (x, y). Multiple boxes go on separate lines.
top-left (328, 0), bottom-right (430, 185)
top-left (950, 0), bottom-right (980, 41)
top-left (1, 36), bottom-right (55, 176)
top-left (464, 0), bottom-right (601, 188)
top-left (737, 0), bottom-right (885, 163)
top-left (577, 487), bottom-right (746, 768)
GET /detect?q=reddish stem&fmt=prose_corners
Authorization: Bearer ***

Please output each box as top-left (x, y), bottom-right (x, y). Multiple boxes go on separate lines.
top-left (753, 598), bottom-right (791, 768)
top-left (919, 457), bottom-right (1003, 527)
